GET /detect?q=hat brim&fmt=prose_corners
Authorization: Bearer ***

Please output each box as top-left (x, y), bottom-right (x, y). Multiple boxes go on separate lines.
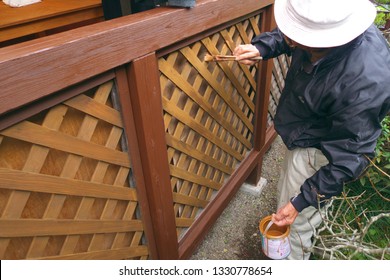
top-left (274, 0), bottom-right (377, 48)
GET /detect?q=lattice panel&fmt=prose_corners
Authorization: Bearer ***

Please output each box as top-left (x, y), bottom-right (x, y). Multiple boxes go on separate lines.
top-left (268, 54), bottom-right (290, 126)
top-left (0, 81), bottom-right (149, 259)
top-left (159, 15), bottom-right (262, 238)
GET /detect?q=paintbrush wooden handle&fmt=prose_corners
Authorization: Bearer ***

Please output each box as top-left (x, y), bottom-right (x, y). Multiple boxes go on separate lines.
top-left (236, 56), bottom-right (263, 61)
top-left (247, 56), bottom-right (263, 61)
top-left (214, 55), bottom-right (236, 61)
top-left (215, 55), bottom-right (263, 61)
top-left (204, 54), bottom-right (263, 62)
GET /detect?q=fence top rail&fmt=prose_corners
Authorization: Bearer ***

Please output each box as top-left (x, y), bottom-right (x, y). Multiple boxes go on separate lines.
top-left (0, 0), bottom-right (273, 118)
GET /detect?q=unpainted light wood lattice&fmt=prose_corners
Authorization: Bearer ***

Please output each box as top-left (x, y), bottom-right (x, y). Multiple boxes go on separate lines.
top-left (0, 81), bottom-right (149, 259)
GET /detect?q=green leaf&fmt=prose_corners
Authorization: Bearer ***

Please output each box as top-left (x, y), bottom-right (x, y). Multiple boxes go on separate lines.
top-left (368, 228), bottom-right (377, 236)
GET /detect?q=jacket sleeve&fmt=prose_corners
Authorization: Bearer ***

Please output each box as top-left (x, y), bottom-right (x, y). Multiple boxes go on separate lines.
top-left (292, 145), bottom-right (371, 212)
top-left (291, 75), bottom-right (390, 212)
top-left (251, 28), bottom-right (291, 59)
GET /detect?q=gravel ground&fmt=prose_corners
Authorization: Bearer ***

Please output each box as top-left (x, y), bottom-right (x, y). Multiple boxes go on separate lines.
top-left (190, 136), bottom-right (286, 260)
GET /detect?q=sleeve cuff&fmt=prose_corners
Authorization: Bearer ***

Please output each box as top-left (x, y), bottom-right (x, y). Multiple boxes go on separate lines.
top-left (250, 38), bottom-right (272, 60)
top-left (290, 193), bottom-right (310, 212)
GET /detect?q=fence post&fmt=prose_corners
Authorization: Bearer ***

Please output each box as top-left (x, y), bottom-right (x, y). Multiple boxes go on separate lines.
top-left (126, 53), bottom-right (179, 259)
top-left (246, 3), bottom-right (277, 185)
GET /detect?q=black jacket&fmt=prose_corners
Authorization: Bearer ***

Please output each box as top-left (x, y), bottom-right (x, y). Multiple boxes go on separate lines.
top-left (251, 25), bottom-right (390, 211)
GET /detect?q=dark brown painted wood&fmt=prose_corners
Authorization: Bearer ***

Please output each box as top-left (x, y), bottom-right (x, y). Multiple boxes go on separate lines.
top-left (246, 4), bottom-right (277, 185)
top-left (0, 71), bottom-right (115, 131)
top-left (114, 67), bottom-right (159, 259)
top-left (0, 0), bottom-right (274, 117)
top-left (127, 53), bottom-right (179, 259)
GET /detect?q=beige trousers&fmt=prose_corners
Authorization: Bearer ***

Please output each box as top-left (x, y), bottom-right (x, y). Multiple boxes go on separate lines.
top-left (277, 147), bottom-right (329, 260)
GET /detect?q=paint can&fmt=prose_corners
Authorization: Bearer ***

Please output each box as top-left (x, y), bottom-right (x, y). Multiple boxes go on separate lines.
top-left (259, 215), bottom-right (291, 259)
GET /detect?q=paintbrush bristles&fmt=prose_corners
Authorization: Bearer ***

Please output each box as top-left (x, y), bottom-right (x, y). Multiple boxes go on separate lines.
top-left (203, 54), bottom-right (215, 62)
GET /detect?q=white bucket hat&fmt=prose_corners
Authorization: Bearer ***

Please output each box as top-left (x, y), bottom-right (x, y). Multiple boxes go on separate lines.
top-left (274, 0), bottom-right (377, 48)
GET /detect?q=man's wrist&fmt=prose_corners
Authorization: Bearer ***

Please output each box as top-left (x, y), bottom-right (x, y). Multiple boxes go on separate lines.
top-left (290, 193), bottom-right (310, 212)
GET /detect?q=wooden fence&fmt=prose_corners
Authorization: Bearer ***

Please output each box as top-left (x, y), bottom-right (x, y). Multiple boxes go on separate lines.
top-left (0, 0), bottom-right (288, 259)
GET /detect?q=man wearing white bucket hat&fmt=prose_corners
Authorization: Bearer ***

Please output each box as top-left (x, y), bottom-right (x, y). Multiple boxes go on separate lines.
top-left (234, 0), bottom-right (390, 259)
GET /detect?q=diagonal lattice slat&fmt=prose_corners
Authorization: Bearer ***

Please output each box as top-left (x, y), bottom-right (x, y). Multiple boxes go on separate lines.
top-left (0, 81), bottom-right (149, 259)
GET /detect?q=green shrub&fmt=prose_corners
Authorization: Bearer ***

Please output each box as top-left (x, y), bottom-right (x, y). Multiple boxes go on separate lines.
top-left (313, 116), bottom-right (390, 260)
top-left (374, 0), bottom-right (390, 28)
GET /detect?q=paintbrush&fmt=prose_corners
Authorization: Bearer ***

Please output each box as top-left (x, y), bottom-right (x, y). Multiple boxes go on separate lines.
top-left (204, 53), bottom-right (263, 62)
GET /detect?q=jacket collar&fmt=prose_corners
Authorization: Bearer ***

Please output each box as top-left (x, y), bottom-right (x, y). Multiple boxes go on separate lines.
top-left (299, 30), bottom-right (365, 75)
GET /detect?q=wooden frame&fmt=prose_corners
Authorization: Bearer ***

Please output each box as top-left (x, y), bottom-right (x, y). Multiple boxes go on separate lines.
top-left (0, 0), bottom-right (104, 43)
top-left (0, 0), bottom-right (273, 120)
top-left (0, 0), bottom-right (280, 260)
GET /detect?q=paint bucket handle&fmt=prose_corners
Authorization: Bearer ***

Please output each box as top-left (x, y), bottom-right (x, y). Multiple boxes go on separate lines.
top-left (263, 220), bottom-right (274, 235)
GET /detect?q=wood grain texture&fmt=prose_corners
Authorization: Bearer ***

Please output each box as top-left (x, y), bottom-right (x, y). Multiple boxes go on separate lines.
top-left (0, 0), bottom-right (103, 42)
top-left (0, 77), bottom-right (149, 260)
top-left (0, 168), bottom-right (137, 200)
top-left (38, 246), bottom-right (149, 260)
top-left (0, 0), bottom-right (273, 116)
top-left (1, 121), bottom-right (130, 167)
top-left (0, 219), bottom-right (143, 237)
top-left (127, 53), bottom-right (179, 259)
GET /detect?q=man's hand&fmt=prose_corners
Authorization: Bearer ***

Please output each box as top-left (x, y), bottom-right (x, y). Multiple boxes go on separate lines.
top-left (272, 202), bottom-right (299, 226)
top-left (233, 44), bottom-right (261, 65)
